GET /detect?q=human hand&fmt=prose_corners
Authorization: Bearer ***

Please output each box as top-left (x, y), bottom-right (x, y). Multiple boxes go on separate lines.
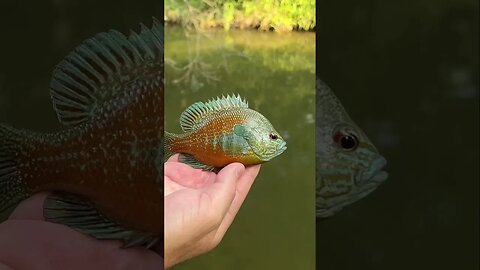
top-left (164, 154), bottom-right (261, 269)
top-left (0, 193), bottom-right (163, 270)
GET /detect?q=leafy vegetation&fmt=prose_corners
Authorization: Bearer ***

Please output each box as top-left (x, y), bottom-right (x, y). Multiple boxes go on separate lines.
top-left (165, 0), bottom-right (315, 31)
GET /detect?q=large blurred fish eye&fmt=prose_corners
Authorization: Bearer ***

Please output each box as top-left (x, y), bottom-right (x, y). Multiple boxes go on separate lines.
top-left (333, 130), bottom-right (359, 151)
top-left (269, 133), bottom-right (278, 140)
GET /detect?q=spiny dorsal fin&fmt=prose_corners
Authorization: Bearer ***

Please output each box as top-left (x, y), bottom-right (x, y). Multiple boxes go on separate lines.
top-left (180, 94), bottom-right (248, 132)
top-left (50, 17), bottom-right (164, 127)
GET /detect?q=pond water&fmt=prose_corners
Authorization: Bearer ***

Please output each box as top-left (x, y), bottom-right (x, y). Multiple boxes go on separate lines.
top-left (165, 26), bottom-right (316, 269)
top-left (316, 1), bottom-right (478, 270)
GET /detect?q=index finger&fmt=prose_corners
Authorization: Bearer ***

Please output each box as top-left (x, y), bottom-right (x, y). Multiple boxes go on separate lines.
top-left (8, 192), bottom-right (49, 221)
top-left (215, 164), bottom-right (261, 238)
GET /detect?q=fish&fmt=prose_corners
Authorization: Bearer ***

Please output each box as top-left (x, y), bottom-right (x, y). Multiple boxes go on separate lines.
top-left (316, 77), bottom-right (388, 218)
top-left (165, 95), bottom-right (287, 171)
top-left (0, 19), bottom-right (164, 249)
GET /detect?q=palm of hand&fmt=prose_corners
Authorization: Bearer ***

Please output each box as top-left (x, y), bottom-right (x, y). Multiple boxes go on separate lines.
top-left (0, 155), bottom-right (260, 270)
top-left (164, 155), bottom-right (260, 268)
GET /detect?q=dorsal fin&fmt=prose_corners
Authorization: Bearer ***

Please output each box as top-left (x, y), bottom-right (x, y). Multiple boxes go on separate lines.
top-left (49, 17), bottom-right (164, 127)
top-left (180, 94), bottom-right (248, 132)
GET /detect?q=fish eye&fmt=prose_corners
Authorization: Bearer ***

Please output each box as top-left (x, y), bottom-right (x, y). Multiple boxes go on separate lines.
top-left (269, 133), bottom-right (278, 140)
top-left (333, 130), bottom-right (359, 151)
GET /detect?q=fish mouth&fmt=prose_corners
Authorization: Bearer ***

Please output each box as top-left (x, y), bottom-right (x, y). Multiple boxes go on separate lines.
top-left (368, 157), bottom-right (388, 184)
top-left (356, 156), bottom-right (388, 185)
top-left (268, 141), bottom-right (287, 159)
top-left (277, 141), bottom-right (287, 154)
top-left (371, 170), bottom-right (388, 183)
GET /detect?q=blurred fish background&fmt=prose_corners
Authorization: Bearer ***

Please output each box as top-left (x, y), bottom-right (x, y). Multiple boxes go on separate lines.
top-left (316, 0), bottom-right (478, 269)
top-left (0, 0), bottom-right (162, 230)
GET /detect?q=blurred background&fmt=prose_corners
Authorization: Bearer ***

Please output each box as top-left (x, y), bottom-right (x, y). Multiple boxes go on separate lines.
top-left (0, 0), bottom-right (162, 220)
top-left (0, 0), bottom-right (162, 131)
top-left (316, 0), bottom-right (478, 269)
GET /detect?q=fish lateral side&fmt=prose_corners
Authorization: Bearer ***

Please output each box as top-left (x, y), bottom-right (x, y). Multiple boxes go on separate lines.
top-left (166, 95), bottom-right (287, 170)
top-left (1, 18), bottom-right (165, 248)
top-left (167, 108), bottom-right (263, 168)
top-left (7, 85), bottom-right (163, 234)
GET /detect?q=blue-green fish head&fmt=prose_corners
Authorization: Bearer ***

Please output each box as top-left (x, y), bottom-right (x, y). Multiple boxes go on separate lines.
top-left (234, 109), bottom-right (287, 162)
top-left (316, 78), bottom-right (388, 218)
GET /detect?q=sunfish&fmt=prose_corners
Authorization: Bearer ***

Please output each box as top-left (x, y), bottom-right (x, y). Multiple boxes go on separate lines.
top-left (165, 95), bottom-right (287, 171)
top-left (0, 19), bottom-right (164, 248)
top-left (316, 77), bottom-right (388, 218)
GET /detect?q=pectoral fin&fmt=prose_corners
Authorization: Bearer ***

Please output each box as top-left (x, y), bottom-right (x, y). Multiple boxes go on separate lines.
top-left (43, 192), bottom-right (158, 248)
top-left (178, 153), bottom-right (218, 172)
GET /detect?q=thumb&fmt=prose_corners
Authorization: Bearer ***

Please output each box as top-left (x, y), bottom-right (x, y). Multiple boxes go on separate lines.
top-left (213, 163), bottom-right (245, 200)
top-left (199, 163), bottom-right (245, 226)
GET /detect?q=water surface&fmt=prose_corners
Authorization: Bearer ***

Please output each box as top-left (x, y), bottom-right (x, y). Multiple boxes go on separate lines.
top-left (165, 26), bottom-right (316, 269)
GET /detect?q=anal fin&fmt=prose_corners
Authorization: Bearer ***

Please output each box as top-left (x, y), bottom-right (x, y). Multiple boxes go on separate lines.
top-left (178, 153), bottom-right (219, 172)
top-left (43, 192), bottom-right (158, 249)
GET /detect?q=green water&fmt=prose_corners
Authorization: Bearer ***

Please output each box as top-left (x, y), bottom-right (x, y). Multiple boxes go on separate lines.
top-left (317, 1), bottom-right (478, 269)
top-left (165, 26), bottom-right (316, 269)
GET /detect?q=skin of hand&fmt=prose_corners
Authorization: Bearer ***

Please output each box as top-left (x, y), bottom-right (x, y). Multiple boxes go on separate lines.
top-left (0, 155), bottom-right (259, 270)
top-left (164, 155), bottom-right (261, 269)
top-left (0, 193), bottom-right (163, 270)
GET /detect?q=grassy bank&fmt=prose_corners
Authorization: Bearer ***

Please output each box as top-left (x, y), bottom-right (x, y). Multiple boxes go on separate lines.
top-left (165, 0), bottom-right (315, 31)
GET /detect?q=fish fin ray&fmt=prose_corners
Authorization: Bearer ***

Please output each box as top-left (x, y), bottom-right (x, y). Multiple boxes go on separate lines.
top-left (180, 94), bottom-right (248, 132)
top-left (44, 192), bottom-right (159, 248)
top-left (178, 154), bottom-right (218, 171)
top-left (49, 18), bottom-right (164, 127)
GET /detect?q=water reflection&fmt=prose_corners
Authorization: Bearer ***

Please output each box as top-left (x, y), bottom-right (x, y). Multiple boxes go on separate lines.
top-left (165, 26), bottom-right (316, 269)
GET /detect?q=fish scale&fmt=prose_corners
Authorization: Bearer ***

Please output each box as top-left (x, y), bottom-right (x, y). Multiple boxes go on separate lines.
top-left (166, 95), bottom-right (287, 171)
top-left (0, 19), bottom-right (164, 248)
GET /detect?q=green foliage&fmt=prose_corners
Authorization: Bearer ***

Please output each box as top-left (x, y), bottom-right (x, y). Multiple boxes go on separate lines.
top-left (165, 0), bottom-right (315, 31)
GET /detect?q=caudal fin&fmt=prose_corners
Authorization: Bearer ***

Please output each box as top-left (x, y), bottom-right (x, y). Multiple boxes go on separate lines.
top-left (164, 132), bottom-right (177, 161)
top-left (0, 124), bottom-right (28, 220)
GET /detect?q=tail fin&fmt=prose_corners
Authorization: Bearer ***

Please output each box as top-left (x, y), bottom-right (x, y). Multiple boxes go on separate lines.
top-left (0, 124), bottom-right (28, 220)
top-left (164, 132), bottom-right (177, 161)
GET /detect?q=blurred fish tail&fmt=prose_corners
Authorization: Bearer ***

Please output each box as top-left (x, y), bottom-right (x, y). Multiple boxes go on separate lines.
top-left (164, 132), bottom-right (177, 160)
top-left (0, 124), bottom-right (29, 219)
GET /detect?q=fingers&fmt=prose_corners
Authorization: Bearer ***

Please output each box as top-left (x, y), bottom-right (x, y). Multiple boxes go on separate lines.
top-left (199, 163), bottom-right (245, 228)
top-left (8, 192), bottom-right (49, 221)
top-left (0, 220), bottom-right (163, 270)
top-left (0, 263), bottom-right (13, 270)
top-left (214, 165), bottom-right (261, 241)
top-left (167, 154), bottom-right (180, 162)
top-left (236, 164), bottom-right (261, 197)
top-left (164, 161), bottom-right (214, 189)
